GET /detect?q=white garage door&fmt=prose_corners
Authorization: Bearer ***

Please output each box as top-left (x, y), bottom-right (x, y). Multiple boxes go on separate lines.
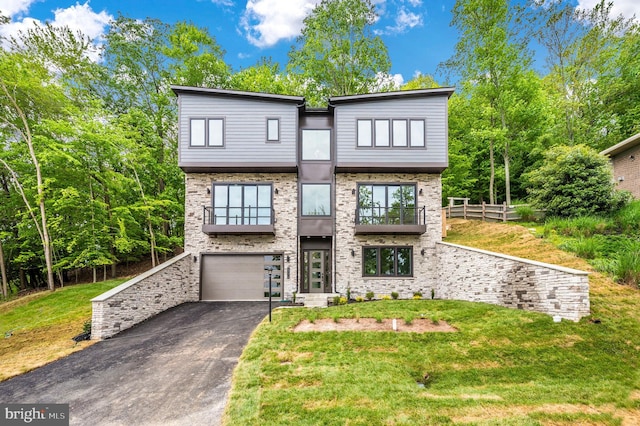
top-left (201, 254), bottom-right (282, 301)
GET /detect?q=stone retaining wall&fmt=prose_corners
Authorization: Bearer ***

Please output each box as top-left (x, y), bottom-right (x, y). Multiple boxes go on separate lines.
top-left (436, 242), bottom-right (590, 321)
top-left (91, 252), bottom-right (197, 339)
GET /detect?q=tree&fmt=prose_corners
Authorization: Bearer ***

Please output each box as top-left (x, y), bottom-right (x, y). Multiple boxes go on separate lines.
top-left (445, 0), bottom-right (534, 205)
top-left (525, 144), bottom-right (629, 217)
top-left (287, 0), bottom-right (391, 105)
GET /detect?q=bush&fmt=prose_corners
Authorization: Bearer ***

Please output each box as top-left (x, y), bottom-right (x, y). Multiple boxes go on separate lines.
top-left (526, 144), bottom-right (629, 218)
top-left (391, 291), bottom-right (399, 300)
top-left (365, 291), bottom-right (375, 300)
top-left (515, 205), bottom-right (536, 222)
top-left (381, 295), bottom-right (391, 300)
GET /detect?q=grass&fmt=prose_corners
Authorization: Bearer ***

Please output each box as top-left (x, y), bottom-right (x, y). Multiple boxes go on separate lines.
top-left (0, 280), bottom-right (124, 381)
top-left (223, 220), bottom-right (640, 425)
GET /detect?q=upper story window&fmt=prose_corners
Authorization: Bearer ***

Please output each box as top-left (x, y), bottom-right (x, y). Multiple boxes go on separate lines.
top-left (267, 118), bottom-right (280, 142)
top-left (358, 184), bottom-right (417, 225)
top-left (302, 184), bottom-right (331, 216)
top-left (302, 129), bottom-right (331, 160)
top-left (211, 183), bottom-right (272, 225)
top-left (190, 118), bottom-right (224, 147)
top-left (357, 119), bottom-right (425, 148)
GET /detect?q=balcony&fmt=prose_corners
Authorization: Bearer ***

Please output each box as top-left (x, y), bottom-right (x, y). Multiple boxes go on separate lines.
top-left (355, 206), bottom-right (427, 235)
top-left (202, 206), bottom-right (275, 235)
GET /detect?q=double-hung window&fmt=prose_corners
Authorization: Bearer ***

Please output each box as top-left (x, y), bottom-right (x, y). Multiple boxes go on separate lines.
top-left (211, 184), bottom-right (272, 225)
top-left (357, 184), bottom-right (417, 225)
top-left (190, 118), bottom-right (224, 147)
top-left (363, 247), bottom-right (413, 277)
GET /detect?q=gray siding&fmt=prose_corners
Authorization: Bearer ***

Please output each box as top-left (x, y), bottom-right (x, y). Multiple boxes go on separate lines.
top-left (178, 93), bottom-right (298, 166)
top-left (334, 95), bottom-right (448, 166)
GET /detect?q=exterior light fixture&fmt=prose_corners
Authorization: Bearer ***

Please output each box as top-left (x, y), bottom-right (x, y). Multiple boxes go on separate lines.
top-left (352, 188), bottom-right (356, 195)
top-left (419, 188), bottom-right (423, 195)
top-left (206, 188), bottom-right (211, 194)
top-left (275, 188), bottom-right (279, 194)
top-left (350, 249), bottom-right (355, 257)
top-left (421, 249), bottom-right (425, 256)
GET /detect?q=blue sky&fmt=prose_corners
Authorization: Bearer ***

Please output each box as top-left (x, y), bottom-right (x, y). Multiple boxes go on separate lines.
top-left (2, 0), bottom-right (639, 86)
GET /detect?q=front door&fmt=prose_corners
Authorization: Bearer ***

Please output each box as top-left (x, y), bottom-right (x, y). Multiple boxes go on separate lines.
top-left (303, 250), bottom-right (331, 293)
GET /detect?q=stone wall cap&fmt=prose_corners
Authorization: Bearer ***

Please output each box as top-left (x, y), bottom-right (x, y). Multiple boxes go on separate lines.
top-left (437, 241), bottom-right (589, 276)
top-left (92, 252), bottom-right (192, 302)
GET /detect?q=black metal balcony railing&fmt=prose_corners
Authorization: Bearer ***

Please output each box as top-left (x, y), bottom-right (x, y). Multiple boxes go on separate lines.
top-left (202, 206), bottom-right (275, 235)
top-left (355, 206), bottom-right (427, 234)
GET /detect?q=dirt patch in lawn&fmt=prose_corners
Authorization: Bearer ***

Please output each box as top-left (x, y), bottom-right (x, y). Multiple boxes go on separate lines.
top-left (293, 318), bottom-right (457, 333)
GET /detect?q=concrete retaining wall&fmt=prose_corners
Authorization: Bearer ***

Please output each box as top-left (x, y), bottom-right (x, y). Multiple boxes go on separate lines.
top-left (91, 252), bottom-right (197, 339)
top-left (436, 242), bottom-right (590, 321)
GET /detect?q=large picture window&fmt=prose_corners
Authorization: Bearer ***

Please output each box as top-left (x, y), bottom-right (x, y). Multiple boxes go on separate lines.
top-left (211, 184), bottom-right (272, 225)
top-left (357, 184), bottom-right (416, 225)
top-left (302, 184), bottom-right (331, 216)
top-left (363, 247), bottom-right (413, 277)
top-left (302, 129), bottom-right (331, 160)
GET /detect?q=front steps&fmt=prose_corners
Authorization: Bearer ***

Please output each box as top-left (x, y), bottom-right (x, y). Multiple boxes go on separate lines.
top-left (302, 293), bottom-right (339, 308)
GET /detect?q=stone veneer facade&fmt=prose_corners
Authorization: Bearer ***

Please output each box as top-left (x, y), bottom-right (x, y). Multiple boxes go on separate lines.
top-left (334, 173), bottom-right (442, 298)
top-left (436, 242), bottom-right (590, 321)
top-left (91, 252), bottom-right (196, 339)
top-left (184, 172), bottom-right (298, 299)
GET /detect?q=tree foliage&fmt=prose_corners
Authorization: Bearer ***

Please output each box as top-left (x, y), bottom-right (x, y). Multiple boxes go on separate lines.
top-left (525, 145), bottom-right (629, 217)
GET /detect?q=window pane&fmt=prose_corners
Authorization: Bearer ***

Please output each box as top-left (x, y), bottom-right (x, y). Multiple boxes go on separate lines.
top-left (397, 248), bottom-right (412, 276)
top-left (410, 120), bottom-right (425, 147)
top-left (244, 186), bottom-right (257, 224)
top-left (393, 120), bottom-right (407, 147)
top-left (302, 184), bottom-right (331, 216)
top-left (388, 186), bottom-right (402, 224)
top-left (363, 248), bottom-right (378, 276)
top-left (375, 120), bottom-right (390, 146)
top-left (357, 120), bottom-right (372, 147)
top-left (372, 186), bottom-right (386, 224)
top-left (267, 119), bottom-right (279, 141)
top-left (302, 129), bottom-right (331, 160)
top-left (208, 119), bottom-right (224, 146)
top-left (380, 248), bottom-right (395, 275)
top-left (213, 185), bottom-right (228, 225)
top-left (358, 185), bottom-right (373, 224)
top-left (228, 186), bottom-right (242, 224)
top-left (190, 119), bottom-right (205, 146)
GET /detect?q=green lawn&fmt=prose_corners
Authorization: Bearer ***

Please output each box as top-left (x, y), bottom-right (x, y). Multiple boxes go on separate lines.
top-left (0, 280), bottom-right (124, 381)
top-left (224, 221), bottom-right (640, 425)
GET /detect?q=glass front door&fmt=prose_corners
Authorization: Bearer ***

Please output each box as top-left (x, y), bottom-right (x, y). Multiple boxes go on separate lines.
top-left (303, 250), bottom-right (331, 293)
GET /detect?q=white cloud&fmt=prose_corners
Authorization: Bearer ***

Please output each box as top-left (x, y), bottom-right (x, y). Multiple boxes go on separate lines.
top-left (406, 0), bottom-right (422, 7)
top-left (0, 2), bottom-right (112, 61)
top-left (211, 0), bottom-right (235, 5)
top-left (241, 0), bottom-right (320, 48)
top-left (384, 6), bottom-right (423, 34)
top-left (576, 0), bottom-right (640, 21)
top-left (0, 0), bottom-right (36, 17)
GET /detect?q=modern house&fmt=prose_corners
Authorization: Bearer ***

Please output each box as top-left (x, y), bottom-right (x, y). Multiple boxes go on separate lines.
top-left (601, 132), bottom-right (640, 199)
top-left (174, 85), bottom-right (453, 303)
top-left (91, 85), bottom-right (591, 339)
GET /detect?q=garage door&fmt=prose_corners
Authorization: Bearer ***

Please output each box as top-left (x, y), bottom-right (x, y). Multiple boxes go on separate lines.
top-left (201, 254), bottom-right (282, 301)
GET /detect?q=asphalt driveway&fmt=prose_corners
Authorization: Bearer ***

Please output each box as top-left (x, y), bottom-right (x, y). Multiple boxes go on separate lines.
top-left (0, 302), bottom-right (273, 425)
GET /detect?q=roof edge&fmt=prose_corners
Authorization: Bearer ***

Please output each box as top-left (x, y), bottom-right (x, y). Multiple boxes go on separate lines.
top-left (329, 87), bottom-right (455, 104)
top-left (600, 132), bottom-right (640, 156)
top-left (170, 85), bottom-right (306, 104)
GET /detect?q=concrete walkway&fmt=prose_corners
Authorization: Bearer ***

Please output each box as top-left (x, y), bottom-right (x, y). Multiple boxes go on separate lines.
top-left (0, 302), bottom-right (272, 425)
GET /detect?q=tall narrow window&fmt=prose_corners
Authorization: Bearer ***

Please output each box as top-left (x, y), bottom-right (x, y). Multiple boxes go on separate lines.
top-left (302, 184), bottom-right (331, 216)
top-left (357, 119), bottom-right (372, 147)
top-left (267, 118), bottom-right (279, 142)
top-left (208, 118), bottom-right (224, 146)
top-left (410, 119), bottom-right (425, 147)
top-left (393, 120), bottom-right (407, 147)
top-left (375, 120), bottom-right (390, 147)
top-left (302, 129), bottom-right (331, 160)
top-left (190, 119), bottom-right (206, 146)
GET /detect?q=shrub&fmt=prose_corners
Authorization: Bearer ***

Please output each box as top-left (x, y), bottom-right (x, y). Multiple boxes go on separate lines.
top-left (391, 291), bottom-right (399, 300)
top-left (615, 245), bottom-right (640, 288)
top-left (413, 291), bottom-right (422, 300)
top-left (365, 291), bottom-right (375, 300)
top-left (515, 205), bottom-right (536, 222)
top-left (339, 297), bottom-right (347, 305)
top-left (404, 314), bottom-right (414, 325)
top-left (381, 295), bottom-right (391, 300)
top-left (355, 296), bottom-right (364, 302)
top-left (526, 144), bottom-right (628, 218)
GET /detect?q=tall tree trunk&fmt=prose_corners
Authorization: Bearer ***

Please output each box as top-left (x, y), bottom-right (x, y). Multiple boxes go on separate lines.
top-left (0, 238), bottom-right (8, 298)
top-left (489, 139), bottom-right (495, 205)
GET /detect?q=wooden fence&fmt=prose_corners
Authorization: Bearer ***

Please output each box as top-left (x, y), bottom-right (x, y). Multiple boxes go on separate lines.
top-left (445, 198), bottom-right (530, 222)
